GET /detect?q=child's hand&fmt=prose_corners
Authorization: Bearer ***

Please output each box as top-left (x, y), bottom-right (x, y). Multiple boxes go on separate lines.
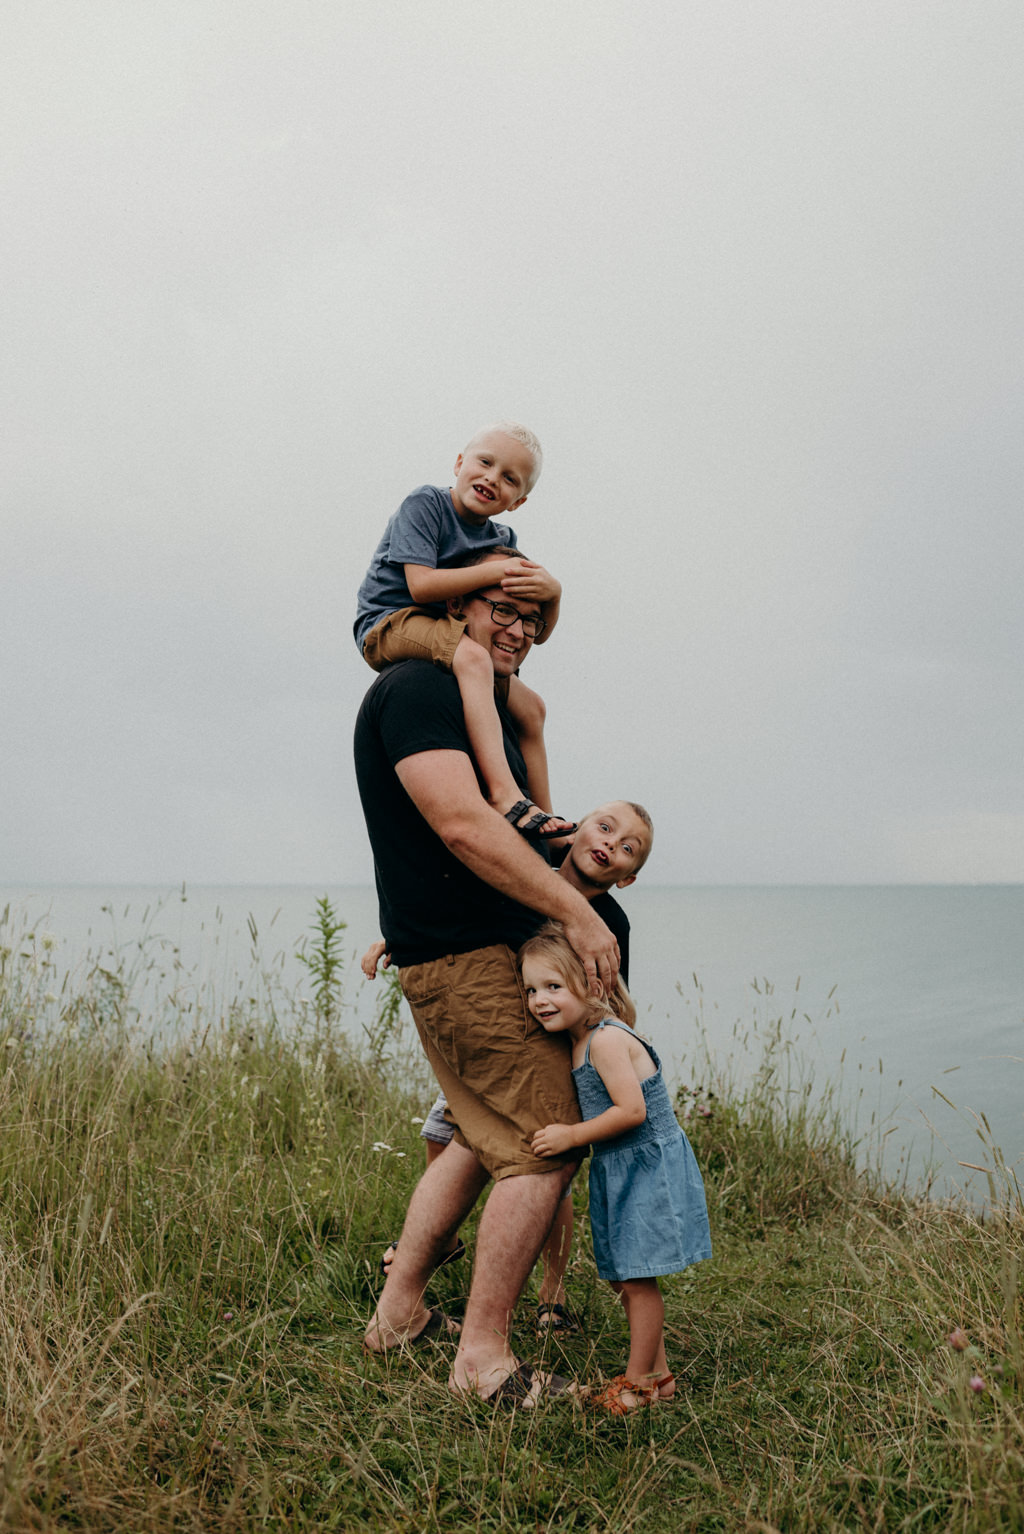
top-left (531, 1123), bottom-right (576, 1157)
top-left (500, 559), bottom-right (561, 605)
top-left (360, 939), bottom-right (390, 980)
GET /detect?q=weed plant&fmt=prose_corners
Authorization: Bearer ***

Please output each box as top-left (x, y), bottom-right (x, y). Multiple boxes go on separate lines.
top-left (0, 902), bottom-right (1020, 1532)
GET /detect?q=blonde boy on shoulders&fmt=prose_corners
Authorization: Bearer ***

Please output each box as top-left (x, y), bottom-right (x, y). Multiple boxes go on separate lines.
top-left (354, 422), bottom-right (573, 838)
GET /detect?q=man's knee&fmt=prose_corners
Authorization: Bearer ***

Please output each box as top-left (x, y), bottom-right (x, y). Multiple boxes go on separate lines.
top-left (452, 634), bottom-right (494, 681)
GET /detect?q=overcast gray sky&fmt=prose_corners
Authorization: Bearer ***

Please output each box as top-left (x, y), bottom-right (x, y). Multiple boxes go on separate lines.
top-left (4, 0), bottom-right (1022, 887)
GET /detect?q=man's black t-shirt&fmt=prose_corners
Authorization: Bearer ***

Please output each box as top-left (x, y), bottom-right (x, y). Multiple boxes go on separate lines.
top-left (354, 661), bottom-right (546, 966)
top-left (354, 660), bottom-right (632, 976)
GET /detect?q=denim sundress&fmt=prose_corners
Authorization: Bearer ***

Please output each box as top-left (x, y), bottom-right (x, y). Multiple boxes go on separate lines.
top-left (574, 1018), bottom-right (712, 1282)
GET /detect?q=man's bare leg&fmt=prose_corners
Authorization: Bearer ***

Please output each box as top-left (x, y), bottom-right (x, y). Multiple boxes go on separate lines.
top-left (381, 1135), bottom-right (461, 1274)
top-left (365, 1140), bottom-right (488, 1351)
top-left (450, 1164), bottom-right (572, 1400)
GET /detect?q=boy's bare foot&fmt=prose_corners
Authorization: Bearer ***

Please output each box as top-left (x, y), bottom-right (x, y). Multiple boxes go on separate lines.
top-left (502, 798), bottom-right (577, 840)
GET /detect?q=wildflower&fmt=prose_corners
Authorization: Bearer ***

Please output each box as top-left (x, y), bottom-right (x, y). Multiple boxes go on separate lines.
top-left (223, 1311), bottom-right (234, 1322)
top-left (969, 1373), bottom-right (985, 1393)
top-left (411, 1116), bottom-right (424, 1125)
top-left (372, 1141), bottom-right (391, 1152)
top-left (948, 1327), bottom-right (969, 1351)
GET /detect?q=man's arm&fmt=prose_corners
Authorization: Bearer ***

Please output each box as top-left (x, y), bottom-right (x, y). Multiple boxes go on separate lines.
top-left (395, 748), bottom-right (619, 993)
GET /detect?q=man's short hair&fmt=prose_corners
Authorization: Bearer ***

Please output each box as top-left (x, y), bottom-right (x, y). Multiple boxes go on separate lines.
top-left (460, 545), bottom-right (522, 569)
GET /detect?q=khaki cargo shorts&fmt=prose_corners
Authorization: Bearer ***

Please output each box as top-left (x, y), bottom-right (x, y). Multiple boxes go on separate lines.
top-left (362, 607), bottom-right (466, 673)
top-left (398, 944), bottom-right (582, 1180)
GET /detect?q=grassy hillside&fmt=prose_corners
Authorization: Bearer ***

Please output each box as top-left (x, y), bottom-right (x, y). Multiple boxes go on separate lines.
top-left (0, 902), bottom-right (1020, 1532)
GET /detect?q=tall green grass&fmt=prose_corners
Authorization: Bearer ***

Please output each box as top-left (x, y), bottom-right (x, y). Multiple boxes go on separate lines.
top-left (0, 901), bottom-right (1020, 1532)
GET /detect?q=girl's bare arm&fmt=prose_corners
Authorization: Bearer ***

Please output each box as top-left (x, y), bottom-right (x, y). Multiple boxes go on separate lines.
top-left (531, 1028), bottom-right (646, 1156)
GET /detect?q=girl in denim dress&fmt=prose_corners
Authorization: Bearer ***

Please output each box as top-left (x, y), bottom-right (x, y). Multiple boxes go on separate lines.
top-left (519, 927), bottom-right (712, 1414)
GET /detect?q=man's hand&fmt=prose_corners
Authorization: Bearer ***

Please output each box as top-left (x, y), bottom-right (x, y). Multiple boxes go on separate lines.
top-left (499, 559), bottom-right (561, 605)
top-left (562, 903), bottom-right (620, 998)
top-left (531, 1122), bottom-right (578, 1157)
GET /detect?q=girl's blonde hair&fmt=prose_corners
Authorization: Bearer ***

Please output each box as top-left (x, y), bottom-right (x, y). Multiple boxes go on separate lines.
top-left (517, 924), bottom-right (636, 1030)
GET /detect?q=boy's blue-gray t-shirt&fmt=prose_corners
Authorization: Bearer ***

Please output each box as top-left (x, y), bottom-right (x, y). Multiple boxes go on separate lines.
top-left (353, 484), bottom-right (519, 652)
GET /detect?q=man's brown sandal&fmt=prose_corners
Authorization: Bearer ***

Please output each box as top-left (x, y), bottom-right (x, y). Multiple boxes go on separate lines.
top-left (480, 1359), bottom-right (578, 1408)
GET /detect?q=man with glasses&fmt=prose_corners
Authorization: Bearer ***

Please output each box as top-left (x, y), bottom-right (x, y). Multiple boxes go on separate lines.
top-left (355, 548), bottom-right (620, 1405)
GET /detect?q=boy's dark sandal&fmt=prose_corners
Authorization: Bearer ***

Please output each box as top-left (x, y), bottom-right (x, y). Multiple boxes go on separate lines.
top-left (504, 799), bottom-right (578, 841)
top-left (380, 1235), bottom-right (466, 1277)
top-left (483, 1360), bottom-right (578, 1407)
top-left (536, 1302), bottom-right (579, 1334)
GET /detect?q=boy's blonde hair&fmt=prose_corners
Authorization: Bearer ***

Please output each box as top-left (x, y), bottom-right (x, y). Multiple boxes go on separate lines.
top-left (621, 802), bottom-right (654, 870)
top-left (518, 924), bottom-right (636, 1030)
top-left (466, 421), bottom-right (543, 492)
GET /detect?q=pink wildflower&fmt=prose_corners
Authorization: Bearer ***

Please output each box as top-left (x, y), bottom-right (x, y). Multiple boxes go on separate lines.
top-left (948, 1327), bottom-right (968, 1351)
top-left (969, 1374), bottom-right (985, 1394)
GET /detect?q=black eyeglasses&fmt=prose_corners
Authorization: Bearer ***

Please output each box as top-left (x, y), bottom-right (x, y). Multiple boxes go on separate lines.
top-left (476, 598), bottom-right (547, 639)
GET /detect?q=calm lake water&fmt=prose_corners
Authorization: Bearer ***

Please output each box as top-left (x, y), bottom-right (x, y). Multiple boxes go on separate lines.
top-left (4, 883), bottom-right (1022, 1207)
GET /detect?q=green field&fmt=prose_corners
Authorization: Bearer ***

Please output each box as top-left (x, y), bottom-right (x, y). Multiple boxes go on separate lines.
top-left (1, 901), bottom-right (1020, 1532)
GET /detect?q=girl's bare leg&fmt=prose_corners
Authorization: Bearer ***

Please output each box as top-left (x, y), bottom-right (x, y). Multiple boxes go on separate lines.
top-left (611, 1278), bottom-right (669, 1400)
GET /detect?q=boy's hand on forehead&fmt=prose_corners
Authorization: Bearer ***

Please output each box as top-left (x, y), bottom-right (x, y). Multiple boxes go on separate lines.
top-left (500, 559), bottom-right (561, 605)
